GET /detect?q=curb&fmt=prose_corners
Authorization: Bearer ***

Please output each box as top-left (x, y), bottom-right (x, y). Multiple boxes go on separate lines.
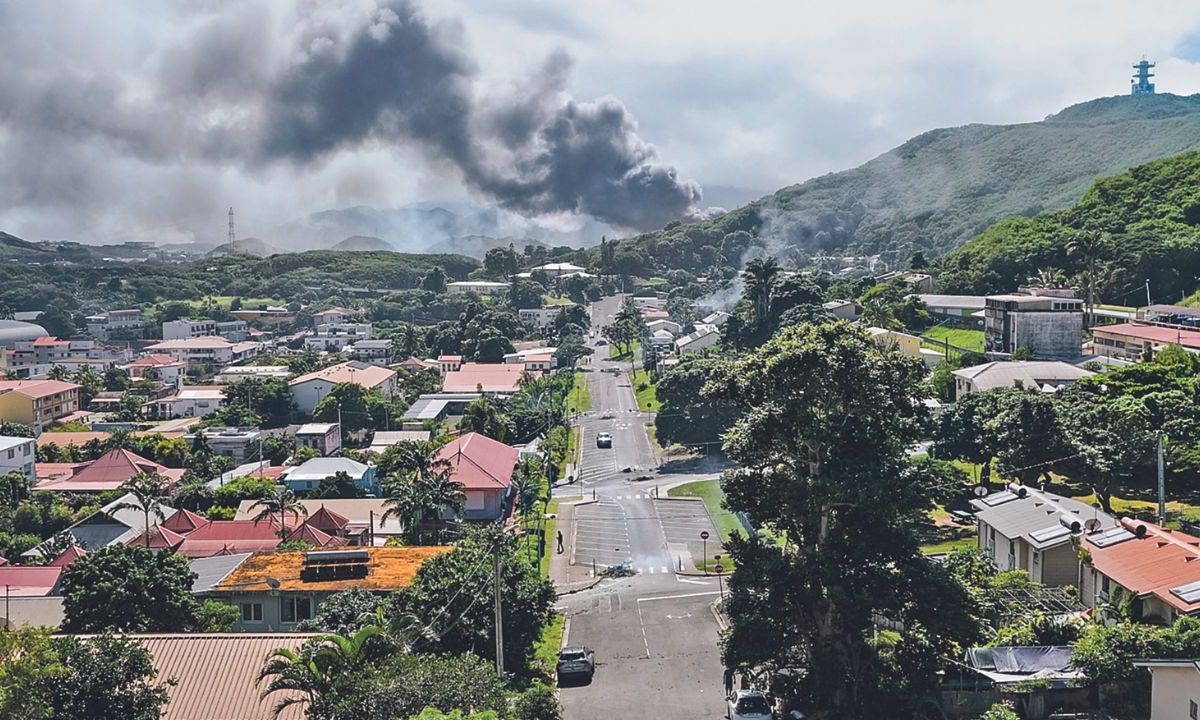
top-left (555, 576), bottom-right (606, 597)
top-left (710, 598), bottom-right (727, 631)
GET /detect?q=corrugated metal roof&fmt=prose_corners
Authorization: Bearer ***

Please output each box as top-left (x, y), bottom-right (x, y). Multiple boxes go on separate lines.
top-left (135, 633), bottom-right (315, 720)
top-left (188, 553), bottom-right (252, 593)
top-left (215, 547), bottom-right (448, 593)
top-left (1084, 520), bottom-right (1200, 614)
top-left (971, 487), bottom-right (1113, 549)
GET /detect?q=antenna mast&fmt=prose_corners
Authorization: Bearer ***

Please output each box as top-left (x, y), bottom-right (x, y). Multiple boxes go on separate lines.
top-left (228, 207), bottom-right (236, 250)
top-left (1131, 58), bottom-right (1156, 95)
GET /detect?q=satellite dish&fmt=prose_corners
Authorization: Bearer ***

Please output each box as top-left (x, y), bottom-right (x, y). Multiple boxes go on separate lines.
top-left (1084, 518), bottom-right (1102, 533)
top-left (266, 577), bottom-right (281, 590)
top-left (973, 485), bottom-right (990, 498)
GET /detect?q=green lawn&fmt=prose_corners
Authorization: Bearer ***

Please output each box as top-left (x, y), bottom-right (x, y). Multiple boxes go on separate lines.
top-left (609, 340), bottom-right (640, 360)
top-left (543, 295), bottom-right (575, 306)
top-left (533, 612), bottom-right (566, 680)
top-left (567, 372), bottom-right (592, 414)
top-left (631, 368), bottom-right (658, 412)
top-left (921, 326), bottom-right (985, 353)
top-left (540, 498), bottom-right (559, 580)
top-left (668, 479), bottom-right (745, 544)
top-left (921, 535), bottom-right (976, 555)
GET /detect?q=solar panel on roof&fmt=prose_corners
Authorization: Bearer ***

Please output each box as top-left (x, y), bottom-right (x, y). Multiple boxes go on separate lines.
top-left (1170, 580), bottom-right (1200, 604)
top-left (979, 491), bottom-right (1017, 507)
top-left (1090, 528), bottom-right (1135, 548)
top-left (1029, 525), bottom-right (1071, 544)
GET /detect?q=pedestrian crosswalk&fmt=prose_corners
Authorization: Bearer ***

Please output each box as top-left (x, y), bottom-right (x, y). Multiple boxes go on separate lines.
top-left (639, 566), bottom-right (672, 575)
top-left (609, 493), bottom-right (654, 500)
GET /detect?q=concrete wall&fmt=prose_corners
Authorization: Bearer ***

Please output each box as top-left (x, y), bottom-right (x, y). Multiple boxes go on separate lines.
top-left (463, 488), bottom-right (510, 521)
top-left (1147, 665), bottom-right (1200, 720)
top-left (1011, 312), bottom-right (1083, 359)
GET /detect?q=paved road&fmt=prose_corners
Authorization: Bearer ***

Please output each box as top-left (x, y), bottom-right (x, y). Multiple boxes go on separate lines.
top-left (555, 295), bottom-right (726, 720)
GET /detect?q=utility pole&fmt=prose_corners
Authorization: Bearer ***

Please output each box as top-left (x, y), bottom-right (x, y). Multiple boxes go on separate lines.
top-left (1158, 432), bottom-right (1166, 526)
top-left (493, 538), bottom-right (505, 677)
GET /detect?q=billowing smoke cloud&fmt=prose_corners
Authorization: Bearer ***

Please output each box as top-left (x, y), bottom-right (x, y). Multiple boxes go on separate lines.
top-left (0, 1), bottom-right (703, 242)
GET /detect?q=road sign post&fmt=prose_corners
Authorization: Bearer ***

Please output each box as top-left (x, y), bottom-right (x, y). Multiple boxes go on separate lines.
top-left (700, 530), bottom-right (710, 575)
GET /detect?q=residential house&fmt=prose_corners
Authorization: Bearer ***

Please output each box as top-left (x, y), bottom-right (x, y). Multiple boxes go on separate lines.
top-left (235, 498), bottom-right (406, 544)
top-left (162, 317), bottom-right (249, 342)
top-left (984, 292), bottom-right (1084, 359)
top-left (0, 435), bottom-right (36, 483)
top-left (518, 306), bottom-right (565, 328)
top-left (187, 427), bottom-right (262, 463)
top-left (144, 337), bottom-right (260, 365)
top-left (1081, 519), bottom-right (1200, 622)
top-left (304, 322), bottom-right (373, 352)
top-left (532, 262), bottom-right (587, 279)
top-left (0, 566), bottom-right (65, 597)
top-left (1131, 659), bottom-right (1200, 720)
top-left (640, 308), bottom-right (670, 322)
top-left (208, 547), bottom-right (449, 631)
top-left (521, 353), bottom-right (554, 372)
top-left (822, 300), bottom-right (859, 321)
top-left (952, 361), bottom-right (1094, 400)
top-left (876, 271), bottom-right (934, 293)
top-left (350, 339), bottom-right (393, 365)
top-left (152, 515), bottom-right (346, 558)
top-left (437, 432), bottom-right (518, 521)
top-left (675, 325), bottom-right (720, 355)
top-left (121, 354), bottom-right (186, 385)
top-left (35, 448), bottom-right (185, 493)
top-left (295, 423), bottom-right (341, 456)
top-left (84, 309), bottom-right (144, 340)
top-left (646, 319), bottom-right (683, 337)
top-left (970, 484), bottom-right (1114, 587)
top-left (402, 393), bottom-right (485, 423)
top-left (288, 361), bottom-right (398, 415)
top-left (648, 329), bottom-right (676, 349)
top-left (442, 362), bottom-right (531, 393)
top-left (1091, 323), bottom-right (1200, 362)
top-left (437, 355), bottom-right (463, 373)
top-left (2, 337), bottom-right (130, 377)
top-left (281, 457), bottom-right (379, 495)
top-left (503, 347), bottom-right (558, 368)
top-left (188, 553), bottom-right (253, 595)
top-left (148, 385), bottom-right (226, 419)
top-left (398, 356), bottom-right (437, 374)
top-left (866, 327), bottom-right (923, 358)
top-left (0, 379), bottom-right (82, 433)
top-left (23, 492), bottom-right (178, 559)
top-left (367, 430), bottom-right (431, 455)
top-left (446, 280), bottom-right (510, 295)
top-left (312, 307), bottom-right (355, 328)
top-left (916, 294), bottom-right (987, 317)
top-left (702, 311), bottom-right (732, 327)
top-left (131, 633), bottom-right (313, 720)
top-left (214, 364), bottom-right (292, 383)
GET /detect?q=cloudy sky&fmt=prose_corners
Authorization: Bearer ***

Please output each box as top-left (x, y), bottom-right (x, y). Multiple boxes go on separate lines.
top-left (3, 0), bottom-right (1200, 245)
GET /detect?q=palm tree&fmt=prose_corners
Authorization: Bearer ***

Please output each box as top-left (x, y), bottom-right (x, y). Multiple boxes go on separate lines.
top-left (259, 626), bottom-right (383, 718)
top-left (742, 257), bottom-right (781, 323)
top-left (1067, 231), bottom-right (1110, 327)
top-left (423, 470), bottom-right (465, 544)
top-left (380, 440), bottom-right (460, 544)
top-left (40, 531), bottom-right (78, 560)
top-left (249, 487), bottom-right (308, 539)
top-left (111, 472), bottom-right (170, 547)
top-left (512, 457), bottom-right (545, 516)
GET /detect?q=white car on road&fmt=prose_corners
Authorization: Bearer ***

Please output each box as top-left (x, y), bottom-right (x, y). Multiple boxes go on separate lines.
top-left (728, 690), bottom-right (772, 720)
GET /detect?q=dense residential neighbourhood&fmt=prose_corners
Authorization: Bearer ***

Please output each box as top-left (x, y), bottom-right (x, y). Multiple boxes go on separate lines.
top-left (8, 4), bottom-right (1200, 720)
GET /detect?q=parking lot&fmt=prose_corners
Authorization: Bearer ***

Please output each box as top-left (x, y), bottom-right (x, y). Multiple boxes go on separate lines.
top-left (654, 498), bottom-right (721, 562)
top-left (573, 499), bottom-right (632, 569)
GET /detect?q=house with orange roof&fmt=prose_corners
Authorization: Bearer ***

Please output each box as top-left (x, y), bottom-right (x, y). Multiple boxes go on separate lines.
top-left (207, 547), bottom-right (448, 630)
top-left (0, 379), bottom-right (82, 433)
top-left (441, 362), bottom-right (532, 393)
top-left (121, 353), bottom-right (186, 385)
top-left (1081, 518), bottom-right (1200, 622)
top-left (288, 361), bottom-right (398, 414)
top-left (34, 447), bottom-right (184, 493)
top-left (436, 432), bottom-right (519, 521)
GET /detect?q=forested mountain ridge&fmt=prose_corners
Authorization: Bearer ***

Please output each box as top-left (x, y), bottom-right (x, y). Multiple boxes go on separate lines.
top-left (595, 93), bottom-right (1200, 276)
top-left (938, 147), bottom-right (1200, 303)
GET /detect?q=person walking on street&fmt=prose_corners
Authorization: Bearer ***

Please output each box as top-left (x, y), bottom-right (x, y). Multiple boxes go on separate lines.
top-left (556, 529), bottom-right (564, 554)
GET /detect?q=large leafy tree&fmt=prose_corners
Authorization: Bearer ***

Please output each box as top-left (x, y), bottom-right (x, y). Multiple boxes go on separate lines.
top-left (707, 322), bottom-right (977, 716)
top-left (221, 377), bottom-right (297, 427)
top-left (457, 398), bottom-right (511, 442)
top-left (654, 356), bottom-right (740, 447)
top-left (0, 626), bottom-right (61, 720)
top-left (48, 633), bottom-right (171, 720)
top-left (60, 544), bottom-right (199, 632)
top-left (388, 529), bottom-right (555, 673)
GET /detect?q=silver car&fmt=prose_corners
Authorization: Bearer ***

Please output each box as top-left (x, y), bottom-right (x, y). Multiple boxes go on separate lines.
top-left (728, 690), bottom-right (772, 720)
top-left (556, 646), bottom-right (595, 681)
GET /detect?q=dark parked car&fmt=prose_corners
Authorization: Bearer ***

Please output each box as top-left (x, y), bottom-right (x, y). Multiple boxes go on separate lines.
top-left (556, 646), bottom-right (595, 681)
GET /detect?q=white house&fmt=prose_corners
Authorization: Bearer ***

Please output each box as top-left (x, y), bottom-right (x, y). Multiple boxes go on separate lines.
top-left (312, 307), bottom-right (355, 328)
top-left (518, 307), bottom-right (565, 328)
top-left (162, 318), bottom-right (248, 342)
top-left (646, 319), bottom-right (683, 337)
top-left (952, 361), bottom-right (1094, 400)
top-left (295, 423), bottom-right (342, 456)
top-left (0, 435), bottom-right (36, 484)
top-left (144, 337), bottom-right (260, 366)
top-left (288, 361), bottom-right (398, 415)
top-left (148, 386), bottom-right (226, 419)
top-left (303, 323), bottom-right (373, 351)
top-left (533, 262), bottom-right (587, 279)
top-left (675, 325), bottom-right (720, 354)
top-left (447, 281), bottom-right (510, 295)
top-left (648, 330), bottom-right (676, 348)
top-left (214, 365), bottom-right (292, 384)
top-left (1132, 659), bottom-right (1200, 720)
top-left (122, 354), bottom-right (187, 385)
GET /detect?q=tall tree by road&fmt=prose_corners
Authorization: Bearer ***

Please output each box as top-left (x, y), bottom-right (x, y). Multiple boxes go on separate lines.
top-left (741, 256), bottom-right (781, 324)
top-left (1066, 230), bottom-right (1110, 327)
top-left (708, 322), bottom-right (977, 716)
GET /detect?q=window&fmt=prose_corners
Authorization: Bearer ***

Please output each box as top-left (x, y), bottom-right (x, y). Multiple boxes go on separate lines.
top-left (5, 449), bottom-right (12, 460)
top-left (240, 603), bottom-right (263, 623)
top-left (1190, 700), bottom-right (1197, 720)
top-left (280, 597), bottom-right (312, 624)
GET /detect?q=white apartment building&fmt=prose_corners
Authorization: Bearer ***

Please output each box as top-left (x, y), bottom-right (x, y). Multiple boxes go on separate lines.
top-left (162, 317), bottom-right (249, 343)
top-left (518, 307), bottom-right (565, 328)
top-left (84, 309), bottom-right (144, 340)
top-left (144, 337), bottom-right (260, 366)
top-left (303, 323), bottom-right (373, 352)
top-left (0, 435), bottom-right (36, 484)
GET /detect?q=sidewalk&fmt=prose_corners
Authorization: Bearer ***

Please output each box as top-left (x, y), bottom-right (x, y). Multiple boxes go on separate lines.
top-left (548, 498), bottom-right (605, 595)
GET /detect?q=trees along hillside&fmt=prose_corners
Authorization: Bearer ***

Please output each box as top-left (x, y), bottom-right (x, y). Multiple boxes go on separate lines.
top-left (709, 321), bottom-right (977, 716)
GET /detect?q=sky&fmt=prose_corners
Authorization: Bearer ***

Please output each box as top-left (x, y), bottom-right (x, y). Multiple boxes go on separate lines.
top-left (4, 0), bottom-right (1200, 246)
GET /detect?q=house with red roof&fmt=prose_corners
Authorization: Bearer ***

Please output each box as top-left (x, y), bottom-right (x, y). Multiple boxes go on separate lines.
top-left (136, 513), bottom-right (348, 558)
top-left (34, 448), bottom-right (185, 493)
top-left (288, 361), bottom-right (398, 414)
top-left (0, 566), bottom-right (65, 597)
top-left (1082, 518), bottom-right (1200, 622)
top-left (120, 353), bottom-right (186, 385)
top-left (441, 363), bottom-right (532, 394)
top-left (436, 432), bottom-right (518, 521)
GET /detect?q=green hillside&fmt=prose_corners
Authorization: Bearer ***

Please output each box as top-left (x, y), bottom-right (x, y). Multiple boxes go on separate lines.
top-left (938, 148), bottom-right (1200, 302)
top-left (597, 93), bottom-right (1200, 275)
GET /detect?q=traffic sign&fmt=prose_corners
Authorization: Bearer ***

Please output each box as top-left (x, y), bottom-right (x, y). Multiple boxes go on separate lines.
top-left (700, 530), bottom-right (709, 540)
top-left (715, 563), bottom-right (724, 573)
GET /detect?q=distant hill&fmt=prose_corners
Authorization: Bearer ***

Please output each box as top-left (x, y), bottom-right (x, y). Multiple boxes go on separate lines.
top-left (606, 93), bottom-right (1200, 273)
top-left (206, 237), bottom-right (287, 258)
top-left (939, 148), bottom-right (1200, 302)
top-left (331, 235), bottom-right (395, 252)
top-left (0, 232), bottom-right (99, 263)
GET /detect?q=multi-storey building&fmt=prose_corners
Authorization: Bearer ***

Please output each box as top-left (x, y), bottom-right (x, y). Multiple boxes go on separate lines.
top-left (0, 380), bottom-right (82, 433)
top-left (162, 317), bottom-right (249, 343)
top-left (84, 309), bottom-right (144, 340)
top-left (984, 290), bottom-right (1083, 359)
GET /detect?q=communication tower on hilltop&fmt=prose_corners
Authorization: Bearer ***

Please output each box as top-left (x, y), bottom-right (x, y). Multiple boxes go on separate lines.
top-left (1132, 58), bottom-right (1156, 95)
top-left (227, 207), bottom-right (236, 249)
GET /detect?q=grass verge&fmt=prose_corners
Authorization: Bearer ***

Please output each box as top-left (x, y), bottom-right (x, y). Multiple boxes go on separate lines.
top-left (533, 612), bottom-right (566, 680)
top-left (567, 371), bottom-right (591, 414)
top-left (540, 498), bottom-right (559, 580)
top-left (630, 368), bottom-right (658, 412)
top-left (921, 326), bottom-right (985, 353)
top-left (668, 478), bottom-right (744, 571)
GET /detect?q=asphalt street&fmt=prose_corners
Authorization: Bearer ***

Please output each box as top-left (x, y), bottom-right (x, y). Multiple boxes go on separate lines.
top-left (555, 295), bottom-right (727, 720)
